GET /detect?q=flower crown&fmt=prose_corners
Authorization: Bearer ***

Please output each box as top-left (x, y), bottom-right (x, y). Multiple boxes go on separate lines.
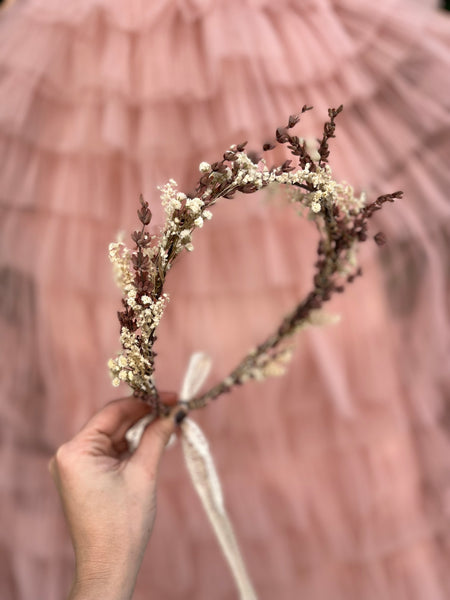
top-left (108, 105), bottom-right (402, 415)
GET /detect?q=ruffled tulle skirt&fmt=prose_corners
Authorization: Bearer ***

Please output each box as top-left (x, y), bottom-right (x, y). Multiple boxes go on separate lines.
top-left (0, 1), bottom-right (449, 598)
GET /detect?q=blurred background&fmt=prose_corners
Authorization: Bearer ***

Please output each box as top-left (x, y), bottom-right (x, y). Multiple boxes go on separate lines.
top-left (0, 1), bottom-right (449, 599)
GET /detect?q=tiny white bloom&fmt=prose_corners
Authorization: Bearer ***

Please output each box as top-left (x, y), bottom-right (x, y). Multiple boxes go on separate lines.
top-left (199, 162), bottom-right (211, 173)
top-left (194, 216), bottom-right (204, 228)
top-left (311, 201), bottom-right (321, 213)
top-left (112, 377), bottom-right (121, 387)
top-left (203, 210), bottom-right (213, 220)
top-left (185, 197), bottom-right (204, 214)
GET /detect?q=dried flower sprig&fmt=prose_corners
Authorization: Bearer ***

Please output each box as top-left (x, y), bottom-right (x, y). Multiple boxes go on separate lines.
top-left (108, 106), bottom-right (402, 416)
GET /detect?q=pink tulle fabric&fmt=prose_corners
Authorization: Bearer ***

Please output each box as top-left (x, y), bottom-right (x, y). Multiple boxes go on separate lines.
top-left (0, 0), bottom-right (449, 598)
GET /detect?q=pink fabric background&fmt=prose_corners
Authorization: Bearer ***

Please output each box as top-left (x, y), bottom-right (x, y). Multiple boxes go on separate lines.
top-left (0, 0), bottom-right (449, 598)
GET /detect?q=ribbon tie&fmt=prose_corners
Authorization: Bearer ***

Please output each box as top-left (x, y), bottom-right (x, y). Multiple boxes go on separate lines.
top-left (126, 353), bottom-right (257, 600)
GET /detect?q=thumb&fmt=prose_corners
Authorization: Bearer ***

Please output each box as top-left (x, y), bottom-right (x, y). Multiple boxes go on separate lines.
top-left (131, 414), bottom-right (175, 475)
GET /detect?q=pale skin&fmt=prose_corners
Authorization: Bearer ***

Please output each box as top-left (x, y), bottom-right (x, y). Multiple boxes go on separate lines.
top-left (49, 394), bottom-right (178, 600)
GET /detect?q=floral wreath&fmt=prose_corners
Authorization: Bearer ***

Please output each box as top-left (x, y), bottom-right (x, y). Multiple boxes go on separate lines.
top-left (108, 105), bottom-right (401, 417)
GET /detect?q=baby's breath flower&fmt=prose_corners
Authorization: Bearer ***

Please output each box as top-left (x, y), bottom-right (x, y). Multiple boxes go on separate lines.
top-left (118, 355), bottom-right (128, 368)
top-left (203, 210), bottom-right (213, 220)
top-left (119, 370), bottom-right (128, 381)
top-left (108, 241), bottom-right (134, 292)
top-left (194, 216), bottom-right (204, 228)
top-left (199, 162), bottom-right (211, 173)
top-left (112, 377), bottom-right (120, 387)
top-left (262, 361), bottom-right (287, 377)
top-left (185, 197), bottom-right (204, 215)
top-left (159, 180), bottom-right (182, 218)
top-left (307, 311), bottom-right (341, 327)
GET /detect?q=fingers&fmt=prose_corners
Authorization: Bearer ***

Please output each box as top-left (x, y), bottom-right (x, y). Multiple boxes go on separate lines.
top-left (77, 397), bottom-right (152, 442)
top-left (50, 394), bottom-right (180, 464)
top-left (131, 413), bottom-right (176, 475)
top-left (82, 394), bottom-right (178, 438)
top-left (109, 393), bottom-right (178, 443)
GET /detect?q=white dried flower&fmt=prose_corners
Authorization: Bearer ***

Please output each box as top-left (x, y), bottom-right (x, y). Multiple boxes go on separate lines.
top-left (262, 362), bottom-right (287, 377)
top-left (118, 355), bottom-right (128, 368)
top-left (307, 310), bottom-right (341, 327)
top-left (194, 216), bottom-right (204, 228)
top-left (108, 241), bottom-right (134, 292)
top-left (199, 162), bottom-right (211, 173)
top-left (294, 310), bottom-right (342, 332)
top-left (119, 370), bottom-right (128, 381)
top-left (186, 197), bottom-right (204, 215)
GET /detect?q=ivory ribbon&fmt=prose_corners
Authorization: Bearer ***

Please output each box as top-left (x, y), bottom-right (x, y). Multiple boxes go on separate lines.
top-left (125, 353), bottom-right (258, 600)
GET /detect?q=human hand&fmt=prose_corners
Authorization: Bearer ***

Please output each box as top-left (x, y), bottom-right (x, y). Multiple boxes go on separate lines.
top-left (49, 395), bottom-right (177, 600)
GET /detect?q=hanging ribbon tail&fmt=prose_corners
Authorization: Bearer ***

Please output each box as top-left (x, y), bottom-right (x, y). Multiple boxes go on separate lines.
top-left (178, 352), bottom-right (257, 599)
top-left (181, 418), bottom-right (258, 600)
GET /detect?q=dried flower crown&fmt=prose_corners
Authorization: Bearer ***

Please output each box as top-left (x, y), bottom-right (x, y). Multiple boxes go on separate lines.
top-left (108, 106), bottom-right (402, 416)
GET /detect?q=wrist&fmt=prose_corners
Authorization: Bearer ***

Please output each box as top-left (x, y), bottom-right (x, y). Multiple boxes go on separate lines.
top-left (70, 570), bottom-right (136, 600)
top-left (69, 575), bottom-right (134, 600)
top-left (70, 553), bottom-right (140, 600)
